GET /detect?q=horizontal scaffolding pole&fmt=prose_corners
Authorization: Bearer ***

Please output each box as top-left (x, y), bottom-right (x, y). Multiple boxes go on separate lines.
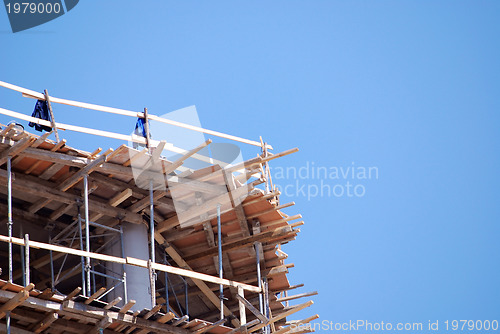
top-left (0, 80), bottom-right (269, 149)
top-left (0, 234), bottom-right (261, 293)
top-left (0, 106), bottom-right (225, 166)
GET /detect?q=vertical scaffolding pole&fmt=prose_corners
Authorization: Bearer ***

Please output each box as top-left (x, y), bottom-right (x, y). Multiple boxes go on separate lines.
top-left (149, 179), bottom-right (156, 307)
top-left (24, 234), bottom-right (30, 285)
top-left (7, 156), bottom-right (13, 283)
top-left (255, 242), bottom-right (264, 314)
top-left (49, 234), bottom-right (55, 291)
top-left (163, 253), bottom-right (169, 313)
top-left (77, 204), bottom-right (86, 295)
top-left (84, 175), bottom-right (91, 297)
top-left (6, 156), bottom-right (12, 334)
top-left (119, 225), bottom-right (128, 304)
top-left (217, 204), bottom-right (224, 320)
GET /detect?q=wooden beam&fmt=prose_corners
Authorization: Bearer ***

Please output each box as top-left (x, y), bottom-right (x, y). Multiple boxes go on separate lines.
top-left (223, 170), bottom-right (251, 237)
top-left (62, 300), bottom-right (192, 334)
top-left (24, 139), bottom-right (66, 175)
top-left (276, 291), bottom-right (318, 303)
top-left (119, 300), bottom-right (136, 314)
top-left (227, 319), bottom-right (260, 334)
top-left (237, 286), bottom-right (247, 325)
top-left (0, 169), bottom-right (143, 224)
top-left (85, 286), bottom-right (107, 304)
top-left (276, 315), bottom-right (320, 334)
top-left (63, 287), bottom-right (82, 301)
top-left (32, 311), bottom-right (58, 333)
top-left (104, 297), bottom-right (122, 310)
top-left (44, 89), bottom-right (60, 142)
top-left (0, 283), bottom-right (34, 319)
top-left (28, 154), bottom-right (107, 213)
top-left (195, 318), bottom-right (227, 334)
top-left (0, 136), bottom-right (34, 166)
top-left (157, 238), bottom-right (241, 328)
top-left (0, 79), bottom-right (265, 148)
top-left (182, 226), bottom-right (293, 262)
top-left (126, 257), bottom-right (260, 293)
top-left (247, 301), bottom-right (314, 333)
top-left (235, 292), bottom-right (268, 323)
top-left (109, 188), bottom-right (133, 206)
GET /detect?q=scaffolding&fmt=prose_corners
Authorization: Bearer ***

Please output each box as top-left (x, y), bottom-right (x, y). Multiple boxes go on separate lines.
top-left (0, 80), bottom-right (317, 334)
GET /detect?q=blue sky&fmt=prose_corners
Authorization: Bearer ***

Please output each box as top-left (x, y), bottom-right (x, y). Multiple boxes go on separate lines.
top-left (1, 1), bottom-right (499, 332)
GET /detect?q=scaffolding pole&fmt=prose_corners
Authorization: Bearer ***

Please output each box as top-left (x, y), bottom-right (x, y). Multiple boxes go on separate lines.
top-left (84, 174), bottom-right (91, 297)
top-left (6, 156), bottom-right (12, 334)
top-left (149, 179), bottom-right (156, 307)
top-left (255, 242), bottom-right (264, 314)
top-left (217, 204), bottom-right (224, 320)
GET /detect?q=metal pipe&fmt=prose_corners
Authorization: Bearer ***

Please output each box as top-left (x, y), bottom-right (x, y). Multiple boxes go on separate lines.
top-left (164, 253), bottom-right (169, 313)
top-left (6, 158), bottom-right (13, 333)
top-left (185, 278), bottom-right (189, 316)
top-left (6, 311), bottom-right (11, 334)
top-left (7, 156), bottom-right (13, 283)
top-left (84, 175), bottom-right (91, 297)
top-left (149, 180), bottom-right (155, 263)
top-left (255, 242), bottom-right (264, 314)
top-left (49, 234), bottom-right (55, 291)
top-left (77, 204), bottom-right (86, 296)
top-left (119, 226), bottom-right (128, 303)
top-left (217, 204), bottom-right (224, 320)
top-left (149, 179), bottom-right (156, 307)
top-left (24, 234), bottom-right (29, 285)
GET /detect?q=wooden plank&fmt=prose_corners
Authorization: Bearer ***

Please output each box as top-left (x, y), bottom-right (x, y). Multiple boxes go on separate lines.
top-left (0, 234), bottom-right (127, 265)
top-left (109, 188), bottom-right (133, 207)
top-left (63, 300), bottom-right (192, 334)
top-left (225, 148), bottom-right (299, 175)
top-left (0, 136), bottom-right (34, 166)
top-left (157, 312), bottom-right (176, 323)
top-left (276, 291), bottom-right (318, 303)
top-left (0, 79), bottom-right (265, 148)
top-left (0, 283), bottom-right (34, 319)
top-left (223, 171), bottom-right (251, 237)
top-left (158, 239), bottom-right (241, 328)
top-left (43, 89), bottom-right (60, 142)
top-left (194, 318), bottom-right (227, 334)
top-left (182, 226), bottom-right (293, 262)
top-left (277, 315), bottom-right (319, 334)
top-left (0, 106), bottom-right (149, 145)
top-left (0, 106), bottom-right (226, 165)
top-left (11, 131), bottom-right (52, 166)
top-left (0, 123), bottom-right (15, 136)
top-left (104, 296), bottom-right (122, 310)
top-left (237, 286), bottom-right (246, 325)
top-left (0, 169), bottom-right (144, 224)
top-left (235, 292), bottom-right (267, 323)
top-left (64, 287), bottom-right (82, 301)
top-left (227, 319), bottom-right (260, 334)
top-left (0, 323), bottom-right (34, 334)
top-left (32, 311), bottom-right (58, 333)
top-left (118, 300), bottom-right (136, 314)
top-left (24, 139), bottom-right (66, 175)
top-left (126, 257), bottom-right (260, 293)
top-left (247, 301), bottom-right (314, 333)
top-left (28, 154), bottom-right (107, 213)
top-left (85, 287), bottom-right (107, 304)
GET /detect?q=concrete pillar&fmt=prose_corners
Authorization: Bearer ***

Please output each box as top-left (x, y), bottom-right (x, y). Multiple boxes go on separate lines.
top-left (107, 222), bottom-right (152, 311)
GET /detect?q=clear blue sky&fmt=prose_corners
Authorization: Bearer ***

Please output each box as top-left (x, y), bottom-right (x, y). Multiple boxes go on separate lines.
top-left (1, 1), bottom-right (499, 332)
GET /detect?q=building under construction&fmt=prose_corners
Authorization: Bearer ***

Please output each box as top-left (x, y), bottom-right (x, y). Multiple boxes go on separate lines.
top-left (0, 80), bottom-right (317, 334)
